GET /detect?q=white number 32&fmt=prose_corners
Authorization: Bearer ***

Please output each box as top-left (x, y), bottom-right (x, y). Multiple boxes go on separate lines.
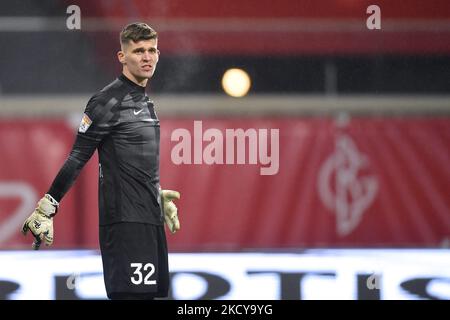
top-left (130, 263), bottom-right (156, 285)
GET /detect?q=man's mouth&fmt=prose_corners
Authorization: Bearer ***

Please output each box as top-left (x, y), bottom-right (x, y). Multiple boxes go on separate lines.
top-left (142, 65), bottom-right (152, 71)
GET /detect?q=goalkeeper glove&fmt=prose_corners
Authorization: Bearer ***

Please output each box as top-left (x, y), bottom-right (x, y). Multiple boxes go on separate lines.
top-left (161, 189), bottom-right (181, 234)
top-left (21, 194), bottom-right (59, 250)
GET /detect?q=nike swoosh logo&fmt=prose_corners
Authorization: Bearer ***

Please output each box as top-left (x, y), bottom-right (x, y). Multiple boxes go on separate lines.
top-left (134, 109), bottom-right (144, 115)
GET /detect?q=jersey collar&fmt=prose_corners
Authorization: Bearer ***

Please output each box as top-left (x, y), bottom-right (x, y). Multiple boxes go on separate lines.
top-left (119, 74), bottom-right (146, 93)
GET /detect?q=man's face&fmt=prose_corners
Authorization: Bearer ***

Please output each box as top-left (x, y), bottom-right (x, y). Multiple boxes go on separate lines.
top-left (118, 38), bottom-right (159, 82)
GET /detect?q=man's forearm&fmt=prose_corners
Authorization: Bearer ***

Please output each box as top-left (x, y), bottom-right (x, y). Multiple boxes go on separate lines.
top-left (47, 135), bottom-right (98, 202)
top-left (47, 155), bottom-right (84, 202)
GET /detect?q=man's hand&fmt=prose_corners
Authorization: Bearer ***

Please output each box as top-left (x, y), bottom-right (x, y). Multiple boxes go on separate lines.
top-left (161, 190), bottom-right (181, 234)
top-left (21, 194), bottom-right (59, 250)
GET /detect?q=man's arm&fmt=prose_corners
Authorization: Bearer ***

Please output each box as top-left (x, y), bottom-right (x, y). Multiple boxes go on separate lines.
top-left (48, 93), bottom-right (118, 201)
top-left (21, 133), bottom-right (100, 249)
top-left (22, 93), bottom-right (118, 249)
top-left (47, 133), bottom-right (101, 202)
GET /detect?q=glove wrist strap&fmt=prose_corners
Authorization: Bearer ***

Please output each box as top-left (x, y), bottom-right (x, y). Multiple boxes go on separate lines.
top-left (45, 194), bottom-right (59, 207)
top-left (42, 194), bottom-right (59, 217)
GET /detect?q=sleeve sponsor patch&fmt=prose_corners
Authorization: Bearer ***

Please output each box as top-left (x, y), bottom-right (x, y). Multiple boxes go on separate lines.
top-left (78, 113), bottom-right (92, 133)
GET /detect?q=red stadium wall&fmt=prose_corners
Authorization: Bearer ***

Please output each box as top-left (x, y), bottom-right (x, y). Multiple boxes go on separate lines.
top-left (73, 0), bottom-right (450, 19)
top-left (1, 117), bottom-right (449, 250)
top-left (69, 0), bottom-right (450, 55)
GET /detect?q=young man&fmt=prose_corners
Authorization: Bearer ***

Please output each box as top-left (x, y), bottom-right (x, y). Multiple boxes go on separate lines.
top-left (21, 23), bottom-right (181, 300)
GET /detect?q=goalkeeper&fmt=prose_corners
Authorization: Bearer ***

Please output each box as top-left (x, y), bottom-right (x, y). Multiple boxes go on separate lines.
top-left (21, 23), bottom-right (181, 300)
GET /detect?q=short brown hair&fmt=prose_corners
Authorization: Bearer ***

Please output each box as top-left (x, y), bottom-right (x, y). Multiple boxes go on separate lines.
top-left (120, 22), bottom-right (158, 46)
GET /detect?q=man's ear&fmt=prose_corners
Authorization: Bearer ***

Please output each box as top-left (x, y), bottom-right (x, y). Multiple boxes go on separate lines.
top-left (117, 50), bottom-right (126, 64)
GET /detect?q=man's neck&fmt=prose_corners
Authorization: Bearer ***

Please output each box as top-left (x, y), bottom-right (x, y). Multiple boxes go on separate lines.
top-left (122, 69), bottom-right (148, 87)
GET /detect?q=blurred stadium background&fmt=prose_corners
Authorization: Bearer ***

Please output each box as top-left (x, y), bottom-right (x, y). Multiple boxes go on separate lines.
top-left (0, 0), bottom-right (449, 300)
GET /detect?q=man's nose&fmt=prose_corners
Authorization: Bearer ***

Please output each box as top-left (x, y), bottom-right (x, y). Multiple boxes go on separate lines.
top-left (142, 52), bottom-right (152, 61)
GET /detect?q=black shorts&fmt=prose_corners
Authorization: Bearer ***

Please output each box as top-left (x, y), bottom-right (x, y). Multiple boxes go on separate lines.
top-left (99, 222), bottom-right (169, 299)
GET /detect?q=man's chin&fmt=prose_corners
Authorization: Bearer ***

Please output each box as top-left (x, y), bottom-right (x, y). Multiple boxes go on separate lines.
top-left (134, 72), bottom-right (153, 82)
top-left (141, 70), bottom-right (155, 78)
top-left (142, 74), bottom-right (153, 80)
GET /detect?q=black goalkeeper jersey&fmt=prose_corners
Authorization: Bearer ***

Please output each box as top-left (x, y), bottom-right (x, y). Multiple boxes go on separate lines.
top-left (48, 74), bottom-right (162, 226)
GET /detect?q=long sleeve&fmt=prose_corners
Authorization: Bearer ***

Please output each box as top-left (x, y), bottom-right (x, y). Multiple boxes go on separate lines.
top-left (47, 93), bottom-right (119, 202)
